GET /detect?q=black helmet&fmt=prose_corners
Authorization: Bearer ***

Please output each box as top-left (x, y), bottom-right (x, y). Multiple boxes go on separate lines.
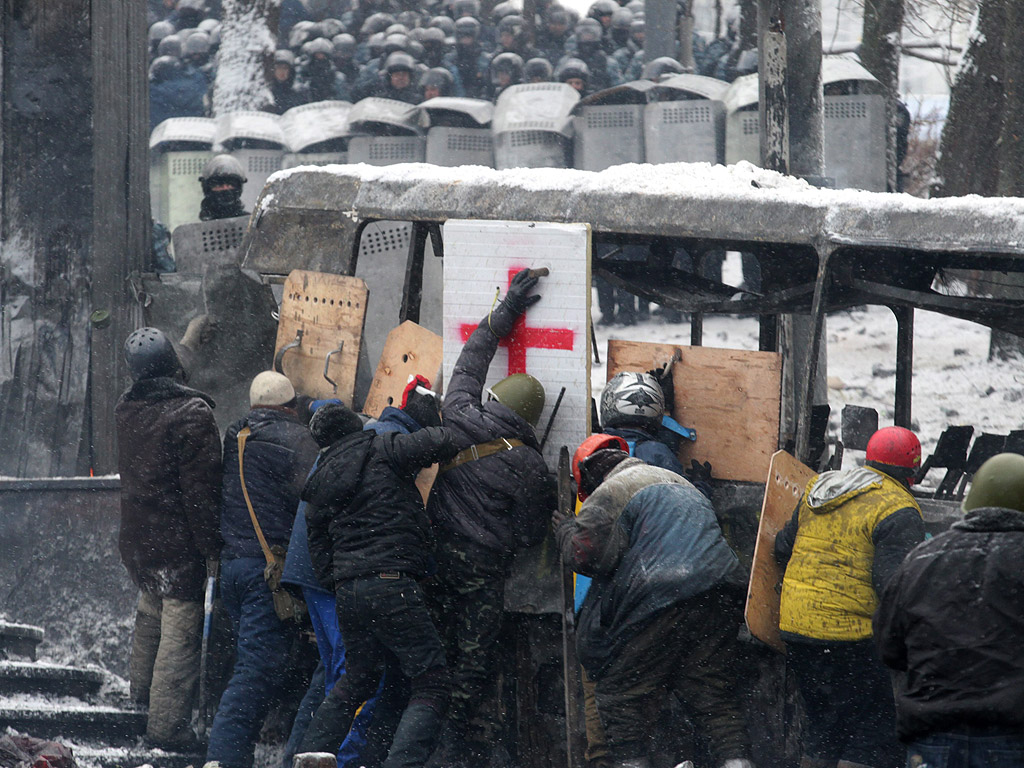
top-left (200, 154), bottom-right (247, 194)
top-left (367, 31), bottom-right (387, 58)
top-left (333, 33), bottom-right (357, 58)
top-left (588, 0), bottom-right (617, 20)
top-left (303, 36), bottom-right (335, 58)
top-left (198, 17), bottom-right (219, 33)
top-left (149, 55), bottom-right (183, 82)
top-left (546, 5), bottom-right (570, 25)
top-left (420, 66), bottom-right (455, 95)
top-left (498, 13), bottom-right (525, 37)
top-left (555, 56), bottom-right (590, 83)
top-left (384, 50), bottom-right (416, 74)
top-left (183, 30), bottom-right (211, 58)
top-left (611, 7), bottom-right (632, 29)
top-left (274, 48), bottom-right (297, 68)
top-left (574, 18), bottom-right (602, 44)
top-left (157, 34), bottom-right (183, 58)
top-left (383, 32), bottom-right (410, 55)
top-left (454, 16), bottom-right (481, 41)
top-left (490, 1), bottom-right (516, 23)
top-left (490, 51), bottom-right (523, 83)
top-left (453, 0), bottom-right (480, 17)
top-left (421, 25), bottom-right (446, 48)
top-left (642, 55), bottom-right (684, 80)
top-left (385, 23), bottom-right (410, 35)
top-left (124, 328), bottom-right (182, 382)
top-left (289, 20), bottom-right (316, 50)
top-left (149, 20), bottom-right (176, 46)
top-left (524, 57), bottom-right (553, 81)
top-left (429, 15), bottom-right (456, 42)
top-left (361, 12), bottom-right (395, 37)
top-left (319, 17), bottom-right (346, 38)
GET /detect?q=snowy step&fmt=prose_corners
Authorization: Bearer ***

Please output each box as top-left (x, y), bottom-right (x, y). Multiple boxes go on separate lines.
top-left (70, 743), bottom-right (203, 768)
top-left (0, 660), bottom-right (106, 699)
top-left (0, 621), bottom-right (44, 661)
top-left (0, 697), bottom-right (146, 745)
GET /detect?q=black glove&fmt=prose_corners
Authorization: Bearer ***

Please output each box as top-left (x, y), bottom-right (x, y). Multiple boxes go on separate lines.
top-left (403, 388), bottom-right (441, 428)
top-left (490, 269), bottom-right (543, 336)
top-left (646, 362), bottom-right (675, 413)
top-left (686, 459), bottom-right (713, 485)
top-left (551, 506), bottom-right (570, 530)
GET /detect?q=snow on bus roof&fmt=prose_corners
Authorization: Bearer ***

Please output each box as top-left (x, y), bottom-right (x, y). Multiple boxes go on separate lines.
top-left (258, 160), bottom-right (1024, 257)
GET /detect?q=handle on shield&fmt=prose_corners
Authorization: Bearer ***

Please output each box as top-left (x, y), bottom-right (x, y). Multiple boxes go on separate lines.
top-left (274, 328), bottom-right (304, 374)
top-left (322, 340), bottom-right (345, 393)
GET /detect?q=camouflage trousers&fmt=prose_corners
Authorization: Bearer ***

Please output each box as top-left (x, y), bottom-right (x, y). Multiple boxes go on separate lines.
top-left (425, 538), bottom-right (509, 736)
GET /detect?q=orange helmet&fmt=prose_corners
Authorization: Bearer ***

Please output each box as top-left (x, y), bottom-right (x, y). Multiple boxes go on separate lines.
top-left (573, 433), bottom-right (629, 500)
top-left (865, 426), bottom-right (921, 482)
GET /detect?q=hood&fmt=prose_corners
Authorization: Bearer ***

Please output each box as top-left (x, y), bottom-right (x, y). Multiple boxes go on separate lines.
top-left (805, 466), bottom-right (882, 513)
top-left (245, 405), bottom-right (301, 431)
top-left (121, 376), bottom-right (215, 409)
top-left (302, 430), bottom-right (374, 508)
top-left (954, 506), bottom-right (1024, 533)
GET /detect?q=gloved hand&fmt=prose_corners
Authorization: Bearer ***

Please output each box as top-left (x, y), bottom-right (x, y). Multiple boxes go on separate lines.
top-left (686, 459), bottom-right (713, 485)
top-left (489, 268), bottom-right (544, 337)
top-left (551, 506), bottom-right (570, 530)
top-left (646, 361), bottom-right (675, 412)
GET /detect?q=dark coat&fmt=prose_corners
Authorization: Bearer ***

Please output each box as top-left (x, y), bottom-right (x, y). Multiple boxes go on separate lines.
top-left (116, 377), bottom-right (223, 601)
top-left (149, 69), bottom-right (208, 130)
top-left (874, 507), bottom-right (1024, 742)
top-left (305, 426), bottom-right (457, 586)
top-left (556, 458), bottom-right (743, 679)
top-left (220, 407), bottom-right (319, 561)
top-left (427, 321), bottom-right (556, 556)
top-left (282, 407), bottom-right (423, 595)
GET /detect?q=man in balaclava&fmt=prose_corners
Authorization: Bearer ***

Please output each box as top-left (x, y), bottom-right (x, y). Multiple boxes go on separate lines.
top-left (198, 155), bottom-right (249, 221)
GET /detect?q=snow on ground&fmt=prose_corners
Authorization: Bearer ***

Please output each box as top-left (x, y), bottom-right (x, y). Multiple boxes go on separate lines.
top-left (592, 283), bottom-right (1024, 465)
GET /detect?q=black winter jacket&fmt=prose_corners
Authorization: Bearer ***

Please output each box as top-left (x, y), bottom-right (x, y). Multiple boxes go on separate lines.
top-left (874, 507), bottom-right (1024, 741)
top-left (220, 407), bottom-right (319, 561)
top-left (427, 320), bottom-right (556, 556)
top-left (305, 426), bottom-right (457, 586)
top-left (116, 377), bottom-right (223, 601)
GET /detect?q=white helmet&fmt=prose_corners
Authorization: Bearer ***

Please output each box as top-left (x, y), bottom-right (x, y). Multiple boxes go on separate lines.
top-left (250, 371), bottom-right (296, 408)
top-left (600, 371), bottom-right (665, 429)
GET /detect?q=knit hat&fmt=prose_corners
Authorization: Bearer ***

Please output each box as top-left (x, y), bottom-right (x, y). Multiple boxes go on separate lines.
top-left (249, 371), bottom-right (296, 408)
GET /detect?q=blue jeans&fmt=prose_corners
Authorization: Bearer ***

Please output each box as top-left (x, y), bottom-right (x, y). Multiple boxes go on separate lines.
top-left (907, 732), bottom-right (1024, 768)
top-left (206, 557), bottom-right (298, 768)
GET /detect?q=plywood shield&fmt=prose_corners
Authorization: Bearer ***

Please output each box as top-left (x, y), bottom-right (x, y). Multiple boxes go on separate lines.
top-left (606, 340), bottom-right (782, 483)
top-left (362, 321), bottom-right (444, 419)
top-left (275, 270), bottom-right (369, 403)
top-left (745, 450), bottom-right (815, 652)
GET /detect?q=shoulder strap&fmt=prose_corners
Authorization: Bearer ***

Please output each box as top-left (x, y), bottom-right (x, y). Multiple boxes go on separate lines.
top-left (238, 427), bottom-right (275, 568)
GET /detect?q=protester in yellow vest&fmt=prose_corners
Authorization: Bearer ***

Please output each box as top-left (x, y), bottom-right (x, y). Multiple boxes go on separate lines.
top-left (774, 426), bottom-right (925, 768)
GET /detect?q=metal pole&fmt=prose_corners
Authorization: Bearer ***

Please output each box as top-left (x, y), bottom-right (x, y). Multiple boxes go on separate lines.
top-left (893, 305), bottom-right (914, 427)
top-left (758, 0), bottom-right (788, 174)
top-left (645, 0), bottom-right (678, 63)
top-left (794, 246), bottom-right (832, 463)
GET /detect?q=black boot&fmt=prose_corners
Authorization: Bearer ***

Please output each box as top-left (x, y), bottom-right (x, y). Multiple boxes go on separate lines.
top-left (382, 702), bottom-right (444, 768)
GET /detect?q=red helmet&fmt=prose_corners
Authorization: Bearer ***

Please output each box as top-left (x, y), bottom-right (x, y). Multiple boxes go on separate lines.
top-left (573, 433), bottom-right (629, 500)
top-left (865, 426), bottom-right (921, 482)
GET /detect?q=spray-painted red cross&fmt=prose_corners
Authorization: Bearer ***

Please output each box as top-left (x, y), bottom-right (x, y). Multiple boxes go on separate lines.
top-left (460, 268), bottom-right (576, 375)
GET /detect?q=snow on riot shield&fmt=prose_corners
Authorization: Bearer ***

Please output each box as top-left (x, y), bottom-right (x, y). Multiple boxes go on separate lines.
top-left (492, 83), bottom-right (580, 169)
top-left (822, 56), bottom-right (886, 191)
top-left (644, 74), bottom-right (728, 165)
top-left (571, 81), bottom-right (652, 171)
top-left (419, 97), bottom-right (495, 167)
top-left (280, 100), bottom-right (354, 168)
top-left (214, 111), bottom-right (286, 212)
top-left (150, 116), bottom-right (216, 234)
top-left (347, 97), bottom-right (427, 166)
top-left (724, 73), bottom-right (759, 167)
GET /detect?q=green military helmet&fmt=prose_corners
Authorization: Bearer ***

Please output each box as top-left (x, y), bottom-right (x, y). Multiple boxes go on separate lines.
top-left (488, 373), bottom-right (546, 427)
top-left (963, 452), bottom-right (1024, 513)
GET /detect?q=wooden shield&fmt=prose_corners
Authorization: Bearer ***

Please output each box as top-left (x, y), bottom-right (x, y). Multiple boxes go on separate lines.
top-left (745, 450), bottom-right (815, 652)
top-left (362, 321), bottom-right (444, 419)
top-left (274, 270), bottom-right (368, 403)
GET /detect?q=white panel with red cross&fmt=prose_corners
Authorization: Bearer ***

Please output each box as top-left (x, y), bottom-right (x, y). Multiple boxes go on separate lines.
top-left (442, 219), bottom-right (592, 468)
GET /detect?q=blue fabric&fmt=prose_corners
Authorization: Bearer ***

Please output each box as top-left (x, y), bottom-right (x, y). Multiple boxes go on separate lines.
top-left (576, 480), bottom-right (742, 678)
top-left (282, 471), bottom-right (326, 594)
top-left (906, 733), bottom-right (1024, 768)
top-left (365, 406), bottom-right (420, 436)
top-left (206, 557), bottom-right (297, 768)
top-left (149, 70), bottom-right (208, 130)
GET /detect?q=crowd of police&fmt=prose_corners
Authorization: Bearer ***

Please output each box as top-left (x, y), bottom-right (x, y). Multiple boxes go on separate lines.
top-left (117, 266), bottom-right (1024, 768)
top-left (148, 0), bottom-right (753, 127)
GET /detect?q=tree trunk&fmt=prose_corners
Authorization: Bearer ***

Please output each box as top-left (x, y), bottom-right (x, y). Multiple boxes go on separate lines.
top-left (212, 0), bottom-right (280, 115)
top-left (933, 0), bottom-right (1006, 198)
top-left (860, 0), bottom-right (904, 192)
top-left (989, 0), bottom-right (1024, 359)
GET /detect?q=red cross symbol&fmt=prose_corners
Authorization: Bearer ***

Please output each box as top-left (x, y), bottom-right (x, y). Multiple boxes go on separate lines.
top-left (460, 268), bottom-right (576, 375)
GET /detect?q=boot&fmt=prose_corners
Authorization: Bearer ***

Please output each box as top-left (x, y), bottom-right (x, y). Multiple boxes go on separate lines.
top-left (382, 702), bottom-right (444, 768)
